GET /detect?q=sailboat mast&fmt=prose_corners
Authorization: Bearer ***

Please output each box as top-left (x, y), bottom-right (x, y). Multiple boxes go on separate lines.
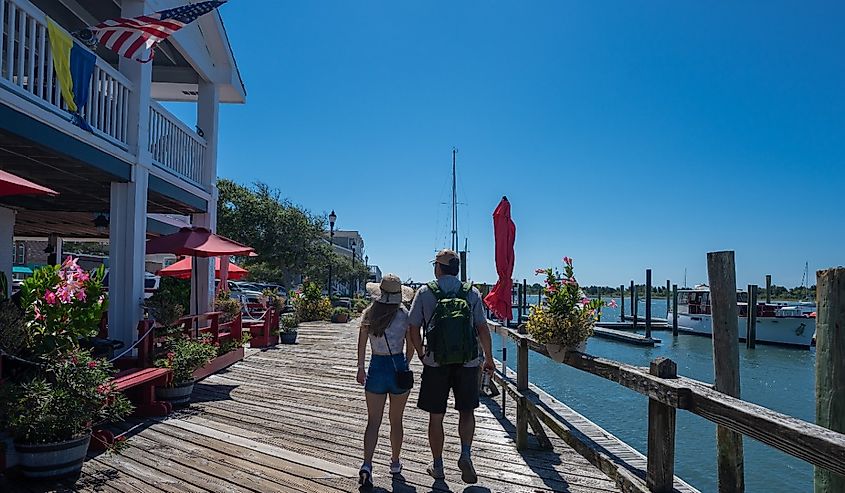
top-left (451, 148), bottom-right (458, 252)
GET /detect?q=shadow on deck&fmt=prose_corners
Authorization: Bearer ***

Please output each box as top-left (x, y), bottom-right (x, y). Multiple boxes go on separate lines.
top-left (4, 321), bottom-right (619, 493)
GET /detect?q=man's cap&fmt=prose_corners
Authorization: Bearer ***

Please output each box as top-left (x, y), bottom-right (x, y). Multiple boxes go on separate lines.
top-left (432, 248), bottom-right (460, 266)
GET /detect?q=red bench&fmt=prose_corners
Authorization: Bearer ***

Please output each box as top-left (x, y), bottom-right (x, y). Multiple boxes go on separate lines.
top-left (243, 307), bottom-right (277, 347)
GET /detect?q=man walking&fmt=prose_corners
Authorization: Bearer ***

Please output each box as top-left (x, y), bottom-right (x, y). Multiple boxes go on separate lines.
top-left (409, 249), bottom-right (495, 484)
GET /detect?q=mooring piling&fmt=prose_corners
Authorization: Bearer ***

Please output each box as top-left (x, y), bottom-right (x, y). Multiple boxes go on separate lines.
top-left (666, 279), bottom-right (671, 317)
top-left (746, 284), bottom-right (758, 349)
top-left (815, 267), bottom-right (845, 493)
top-left (707, 250), bottom-right (745, 493)
top-left (633, 285), bottom-right (639, 331)
top-left (672, 283), bottom-right (679, 337)
top-left (765, 274), bottom-right (772, 304)
top-left (620, 284), bottom-right (625, 322)
top-left (645, 269), bottom-right (653, 339)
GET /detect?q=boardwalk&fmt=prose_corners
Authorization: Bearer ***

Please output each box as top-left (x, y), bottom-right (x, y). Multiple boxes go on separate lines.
top-left (7, 321), bottom-right (619, 493)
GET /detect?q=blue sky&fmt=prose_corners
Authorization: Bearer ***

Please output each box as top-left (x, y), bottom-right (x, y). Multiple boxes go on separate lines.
top-left (175, 1), bottom-right (843, 287)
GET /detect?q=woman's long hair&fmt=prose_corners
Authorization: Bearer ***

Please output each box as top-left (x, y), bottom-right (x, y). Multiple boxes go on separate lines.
top-left (361, 301), bottom-right (400, 337)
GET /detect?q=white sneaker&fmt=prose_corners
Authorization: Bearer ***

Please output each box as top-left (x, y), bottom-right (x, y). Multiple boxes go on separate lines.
top-left (426, 461), bottom-right (445, 479)
top-left (390, 460), bottom-right (403, 475)
top-left (358, 464), bottom-right (373, 489)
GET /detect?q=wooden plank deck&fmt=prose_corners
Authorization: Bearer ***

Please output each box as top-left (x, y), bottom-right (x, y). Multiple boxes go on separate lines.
top-left (5, 321), bottom-right (620, 493)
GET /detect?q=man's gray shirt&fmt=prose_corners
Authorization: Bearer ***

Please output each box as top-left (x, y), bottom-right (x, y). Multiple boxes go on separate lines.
top-left (409, 275), bottom-right (487, 368)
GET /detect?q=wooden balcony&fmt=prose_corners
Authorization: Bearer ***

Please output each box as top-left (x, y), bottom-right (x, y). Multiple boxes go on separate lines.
top-left (0, 0), bottom-right (209, 189)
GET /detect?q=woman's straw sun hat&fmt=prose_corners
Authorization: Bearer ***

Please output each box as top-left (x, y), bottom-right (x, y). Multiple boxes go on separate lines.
top-left (366, 273), bottom-right (415, 305)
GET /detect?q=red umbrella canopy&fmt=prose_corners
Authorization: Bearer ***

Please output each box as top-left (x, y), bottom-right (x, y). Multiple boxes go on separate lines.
top-left (157, 257), bottom-right (248, 280)
top-left (145, 227), bottom-right (254, 257)
top-left (484, 197), bottom-right (516, 321)
top-left (0, 169), bottom-right (58, 197)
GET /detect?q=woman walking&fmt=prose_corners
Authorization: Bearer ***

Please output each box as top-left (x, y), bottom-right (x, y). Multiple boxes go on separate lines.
top-left (356, 274), bottom-right (415, 488)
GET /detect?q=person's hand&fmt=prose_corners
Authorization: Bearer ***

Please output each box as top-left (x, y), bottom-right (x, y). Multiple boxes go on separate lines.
top-left (356, 367), bottom-right (366, 385)
top-left (483, 358), bottom-right (496, 373)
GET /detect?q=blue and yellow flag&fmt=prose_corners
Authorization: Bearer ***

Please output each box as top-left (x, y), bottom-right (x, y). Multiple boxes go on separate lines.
top-left (47, 19), bottom-right (95, 131)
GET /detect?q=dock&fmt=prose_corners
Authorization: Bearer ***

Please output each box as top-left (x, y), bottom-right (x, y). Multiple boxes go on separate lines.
top-left (6, 321), bottom-right (626, 493)
top-left (592, 327), bottom-right (660, 346)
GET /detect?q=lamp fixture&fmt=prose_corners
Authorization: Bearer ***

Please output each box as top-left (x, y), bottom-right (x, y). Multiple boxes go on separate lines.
top-left (93, 213), bottom-right (109, 234)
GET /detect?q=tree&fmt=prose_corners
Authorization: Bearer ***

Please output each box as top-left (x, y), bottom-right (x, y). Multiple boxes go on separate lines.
top-left (216, 179), bottom-right (330, 287)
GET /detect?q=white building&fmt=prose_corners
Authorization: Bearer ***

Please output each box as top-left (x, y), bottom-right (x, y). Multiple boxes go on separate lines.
top-left (0, 0), bottom-right (245, 347)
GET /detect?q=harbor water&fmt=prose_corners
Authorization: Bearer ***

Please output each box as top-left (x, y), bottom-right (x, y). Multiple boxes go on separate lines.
top-left (499, 297), bottom-right (816, 492)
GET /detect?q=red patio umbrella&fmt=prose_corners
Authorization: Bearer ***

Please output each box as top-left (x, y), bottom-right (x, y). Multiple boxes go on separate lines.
top-left (0, 169), bottom-right (58, 196)
top-left (146, 227), bottom-right (255, 317)
top-left (157, 257), bottom-right (248, 281)
top-left (484, 196), bottom-right (516, 322)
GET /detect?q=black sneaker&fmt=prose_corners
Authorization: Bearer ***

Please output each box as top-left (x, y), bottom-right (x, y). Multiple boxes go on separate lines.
top-left (458, 456), bottom-right (478, 484)
top-left (359, 465), bottom-right (373, 489)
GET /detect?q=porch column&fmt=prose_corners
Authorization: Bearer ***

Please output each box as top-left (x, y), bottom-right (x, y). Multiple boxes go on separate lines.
top-left (118, 0), bottom-right (152, 163)
top-left (108, 168), bottom-right (149, 348)
top-left (46, 234), bottom-right (63, 266)
top-left (0, 207), bottom-right (14, 298)
top-left (197, 81), bottom-right (220, 188)
top-left (191, 209), bottom-right (216, 315)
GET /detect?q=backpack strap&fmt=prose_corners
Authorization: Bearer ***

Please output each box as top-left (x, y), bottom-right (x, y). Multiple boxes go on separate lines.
top-left (427, 281), bottom-right (444, 300)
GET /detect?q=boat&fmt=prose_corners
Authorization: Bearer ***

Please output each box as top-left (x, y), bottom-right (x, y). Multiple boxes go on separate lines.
top-left (667, 285), bottom-right (815, 348)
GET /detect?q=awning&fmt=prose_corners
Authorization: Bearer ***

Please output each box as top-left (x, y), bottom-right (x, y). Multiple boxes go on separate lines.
top-left (0, 169), bottom-right (58, 197)
top-left (12, 266), bottom-right (34, 275)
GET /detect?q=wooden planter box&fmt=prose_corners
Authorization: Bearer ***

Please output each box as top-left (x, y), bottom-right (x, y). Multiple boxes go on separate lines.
top-left (193, 347), bottom-right (244, 381)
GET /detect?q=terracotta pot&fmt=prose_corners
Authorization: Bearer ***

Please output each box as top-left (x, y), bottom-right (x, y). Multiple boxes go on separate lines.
top-left (155, 380), bottom-right (195, 407)
top-left (280, 331), bottom-right (298, 344)
top-left (546, 341), bottom-right (587, 363)
top-left (15, 432), bottom-right (91, 479)
top-left (331, 313), bottom-right (349, 323)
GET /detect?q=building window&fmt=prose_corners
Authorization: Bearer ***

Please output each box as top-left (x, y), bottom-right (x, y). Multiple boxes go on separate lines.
top-left (13, 242), bottom-right (25, 264)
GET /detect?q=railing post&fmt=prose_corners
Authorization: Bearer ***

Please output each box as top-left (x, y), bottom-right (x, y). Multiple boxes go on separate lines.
top-left (707, 251), bottom-right (745, 493)
top-left (516, 337), bottom-right (529, 450)
top-left (501, 334), bottom-right (507, 412)
top-left (815, 267), bottom-right (845, 493)
top-left (647, 357), bottom-right (677, 493)
top-left (672, 284), bottom-right (679, 337)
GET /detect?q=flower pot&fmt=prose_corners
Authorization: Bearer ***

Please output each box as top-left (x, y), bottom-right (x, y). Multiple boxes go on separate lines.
top-left (15, 432), bottom-right (91, 479)
top-left (546, 341), bottom-right (587, 363)
top-left (331, 313), bottom-right (349, 323)
top-left (280, 331), bottom-right (298, 344)
top-left (155, 380), bottom-right (195, 407)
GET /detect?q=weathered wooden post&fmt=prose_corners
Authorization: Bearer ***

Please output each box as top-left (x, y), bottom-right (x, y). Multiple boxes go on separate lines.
top-left (815, 267), bottom-right (845, 493)
top-left (516, 282), bottom-right (523, 326)
top-left (666, 280), bottom-right (671, 318)
top-left (620, 284), bottom-right (625, 322)
top-left (460, 250), bottom-right (468, 282)
top-left (645, 269), bottom-right (653, 339)
top-left (523, 279), bottom-right (528, 318)
top-left (765, 275), bottom-right (772, 304)
top-left (707, 251), bottom-right (744, 493)
top-left (597, 289), bottom-right (602, 322)
top-left (630, 280), bottom-right (635, 321)
top-left (672, 284), bottom-right (679, 337)
top-left (633, 287), bottom-right (639, 330)
top-left (516, 337), bottom-right (529, 450)
top-left (746, 285), bottom-right (757, 349)
top-left (647, 357), bottom-right (678, 493)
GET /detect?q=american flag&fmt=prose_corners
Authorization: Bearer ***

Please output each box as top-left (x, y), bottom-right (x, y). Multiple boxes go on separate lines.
top-left (92, 1), bottom-right (227, 63)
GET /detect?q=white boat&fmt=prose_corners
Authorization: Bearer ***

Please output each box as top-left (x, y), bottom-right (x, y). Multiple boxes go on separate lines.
top-left (667, 285), bottom-right (815, 348)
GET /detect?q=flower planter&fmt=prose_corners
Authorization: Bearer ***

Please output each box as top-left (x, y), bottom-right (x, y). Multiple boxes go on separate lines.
top-left (331, 314), bottom-right (349, 323)
top-left (193, 347), bottom-right (245, 381)
top-left (155, 380), bottom-right (195, 407)
top-left (546, 341), bottom-right (587, 363)
top-left (15, 433), bottom-right (91, 479)
top-left (280, 331), bottom-right (298, 344)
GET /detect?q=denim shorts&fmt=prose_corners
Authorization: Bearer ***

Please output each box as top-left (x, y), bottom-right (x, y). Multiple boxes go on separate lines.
top-left (365, 354), bottom-right (409, 395)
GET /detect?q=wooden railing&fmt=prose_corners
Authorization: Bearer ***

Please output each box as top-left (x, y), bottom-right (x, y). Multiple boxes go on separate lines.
top-left (488, 322), bottom-right (845, 493)
top-left (148, 100), bottom-right (206, 184)
top-left (0, 0), bottom-right (132, 147)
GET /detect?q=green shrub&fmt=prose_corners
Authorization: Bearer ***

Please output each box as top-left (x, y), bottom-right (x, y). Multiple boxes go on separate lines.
top-left (279, 313), bottom-right (299, 334)
top-left (214, 291), bottom-right (242, 322)
top-left (332, 306), bottom-right (350, 316)
top-left (292, 281), bottom-right (332, 322)
top-left (154, 336), bottom-right (218, 385)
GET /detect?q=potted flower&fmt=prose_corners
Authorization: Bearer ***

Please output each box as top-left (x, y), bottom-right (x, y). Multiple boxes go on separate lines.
top-left (330, 306), bottom-right (350, 324)
top-left (0, 350), bottom-right (132, 479)
top-left (214, 290), bottom-right (243, 323)
top-left (526, 257), bottom-right (614, 362)
top-left (292, 281), bottom-right (332, 322)
top-left (153, 336), bottom-right (218, 407)
top-left (279, 313), bottom-right (299, 344)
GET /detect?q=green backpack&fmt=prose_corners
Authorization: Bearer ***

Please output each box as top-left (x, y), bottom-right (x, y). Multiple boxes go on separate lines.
top-left (426, 281), bottom-right (479, 365)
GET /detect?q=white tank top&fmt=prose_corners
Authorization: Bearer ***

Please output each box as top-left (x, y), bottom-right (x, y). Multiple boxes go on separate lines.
top-left (367, 306), bottom-right (409, 355)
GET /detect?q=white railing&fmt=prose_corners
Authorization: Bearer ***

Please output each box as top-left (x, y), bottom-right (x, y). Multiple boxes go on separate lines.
top-left (0, 0), bottom-right (132, 147)
top-left (148, 100), bottom-right (206, 184)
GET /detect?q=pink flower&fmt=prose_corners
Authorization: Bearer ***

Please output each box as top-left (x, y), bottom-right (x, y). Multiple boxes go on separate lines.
top-left (580, 297), bottom-right (591, 305)
top-left (534, 268), bottom-right (546, 275)
top-left (33, 305), bottom-right (44, 321)
top-left (76, 288), bottom-right (87, 302)
top-left (62, 256), bottom-right (79, 270)
top-left (563, 256), bottom-right (573, 265)
top-left (87, 361), bottom-right (97, 369)
top-left (57, 286), bottom-right (73, 303)
top-left (44, 289), bottom-right (58, 305)
top-left (608, 299), bottom-right (618, 308)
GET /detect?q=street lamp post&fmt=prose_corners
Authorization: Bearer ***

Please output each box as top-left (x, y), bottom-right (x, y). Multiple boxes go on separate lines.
top-left (328, 210), bottom-right (336, 297)
top-left (350, 239), bottom-right (357, 296)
